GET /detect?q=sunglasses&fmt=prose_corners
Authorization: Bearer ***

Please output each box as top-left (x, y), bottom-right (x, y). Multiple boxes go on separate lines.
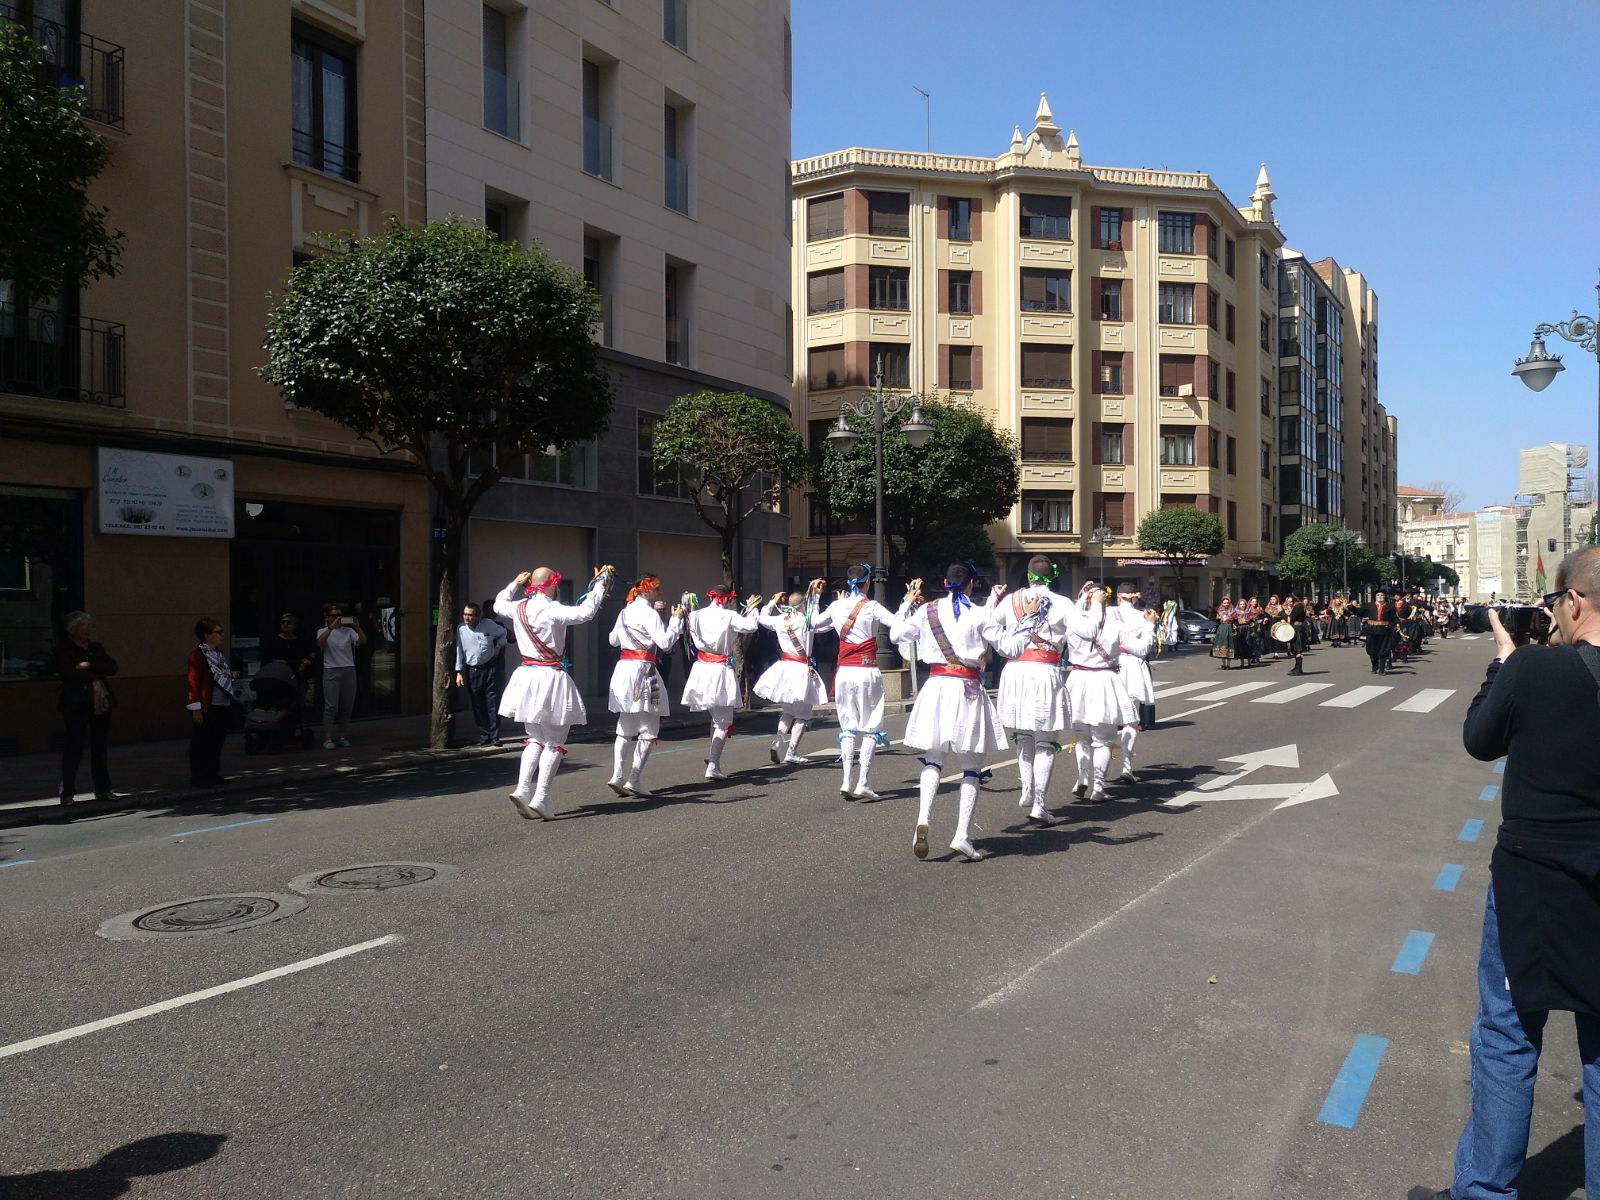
top-left (1541, 588), bottom-right (1586, 609)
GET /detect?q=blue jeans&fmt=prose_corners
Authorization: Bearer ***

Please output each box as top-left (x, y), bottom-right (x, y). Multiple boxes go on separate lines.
top-left (1453, 883), bottom-right (1600, 1198)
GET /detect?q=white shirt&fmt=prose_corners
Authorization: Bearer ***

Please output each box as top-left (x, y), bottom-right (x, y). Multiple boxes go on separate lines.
top-left (815, 594), bottom-right (902, 646)
top-left (888, 592), bottom-right (999, 668)
top-left (988, 584), bottom-right (1070, 656)
top-left (321, 625), bottom-right (359, 670)
top-left (495, 580), bottom-right (606, 662)
top-left (759, 600), bottom-right (820, 658)
top-left (1113, 603), bottom-right (1155, 660)
top-left (1064, 599), bottom-right (1121, 668)
top-left (609, 596), bottom-right (682, 654)
top-left (686, 604), bottom-right (758, 657)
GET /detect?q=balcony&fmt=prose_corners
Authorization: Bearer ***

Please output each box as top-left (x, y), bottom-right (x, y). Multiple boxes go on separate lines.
top-left (582, 116), bottom-right (613, 182)
top-left (3, 3), bottom-right (125, 129)
top-left (0, 303), bottom-right (126, 408)
top-left (483, 67), bottom-right (521, 141)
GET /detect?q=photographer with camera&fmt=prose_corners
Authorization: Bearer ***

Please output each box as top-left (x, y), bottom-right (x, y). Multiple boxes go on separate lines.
top-left (317, 603), bottom-right (366, 750)
top-left (1412, 547), bottom-right (1600, 1200)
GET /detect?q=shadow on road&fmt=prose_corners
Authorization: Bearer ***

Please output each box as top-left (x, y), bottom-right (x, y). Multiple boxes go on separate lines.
top-left (1512, 1112), bottom-right (1584, 1199)
top-left (0, 1131), bottom-right (226, 1199)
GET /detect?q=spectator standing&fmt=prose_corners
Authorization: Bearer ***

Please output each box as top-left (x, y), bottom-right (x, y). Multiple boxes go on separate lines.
top-left (454, 602), bottom-right (508, 745)
top-left (260, 612), bottom-right (315, 682)
top-left (317, 603), bottom-right (366, 749)
top-left (185, 617), bottom-right (235, 787)
top-left (56, 611), bottom-right (117, 809)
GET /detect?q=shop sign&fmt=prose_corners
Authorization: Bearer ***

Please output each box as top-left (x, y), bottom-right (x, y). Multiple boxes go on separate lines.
top-left (1114, 557), bottom-right (1210, 568)
top-left (97, 447), bottom-right (235, 538)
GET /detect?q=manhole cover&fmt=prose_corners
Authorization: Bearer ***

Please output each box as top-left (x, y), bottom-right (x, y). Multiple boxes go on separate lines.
top-left (288, 862), bottom-right (459, 897)
top-left (99, 893), bottom-right (307, 941)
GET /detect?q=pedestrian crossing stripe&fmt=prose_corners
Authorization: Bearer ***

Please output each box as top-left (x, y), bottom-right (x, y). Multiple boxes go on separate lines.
top-left (1319, 685), bottom-right (1394, 709)
top-left (1186, 680), bottom-right (1277, 702)
top-left (1391, 688), bottom-right (1456, 714)
top-left (1252, 682), bottom-right (1334, 704)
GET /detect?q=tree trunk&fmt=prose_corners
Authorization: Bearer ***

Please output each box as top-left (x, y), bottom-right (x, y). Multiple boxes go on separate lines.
top-left (429, 521), bottom-right (463, 750)
top-left (1171, 560), bottom-right (1188, 607)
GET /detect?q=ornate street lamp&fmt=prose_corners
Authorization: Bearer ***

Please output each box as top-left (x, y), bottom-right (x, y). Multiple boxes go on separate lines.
top-left (1323, 529), bottom-right (1365, 597)
top-left (1513, 270), bottom-right (1599, 541)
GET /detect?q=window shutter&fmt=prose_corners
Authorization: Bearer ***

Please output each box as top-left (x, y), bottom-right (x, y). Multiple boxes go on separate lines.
top-left (1092, 347), bottom-right (1103, 384)
top-left (1092, 421), bottom-right (1103, 465)
top-left (1194, 216), bottom-right (1209, 258)
top-left (935, 195), bottom-right (947, 237)
top-left (970, 197), bottom-right (982, 240)
top-left (1196, 427), bottom-right (1210, 468)
top-left (970, 270), bottom-right (982, 315)
top-left (938, 345), bottom-right (950, 389)
top-left (972, 345), bottom-right (983, 390)
top-left (1194, 355), bottom-right (1208, 396)
top-left (1123, 492), bottom-right (1136, 533)
top-left (1090, 206), bottom-right (1101, 248)
top-left (1122, 351), bottom-right (1133, 383)
top-left (1194, 284), bottom-right (1207, 328)
top-left (844, 189), bottom-right (867, 236)
top-left (1090, 275), bottom-right (1101, 316)
top-left (937, 269), bottom-right (949, 315)
top-left (1121, 209), bottom-right (1133, 246)
top-left (1123, 422), bottom-right (1135, 465)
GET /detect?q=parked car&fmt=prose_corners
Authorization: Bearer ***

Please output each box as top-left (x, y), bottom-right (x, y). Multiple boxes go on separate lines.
top-left (1175, 609), bottom-right (1218, 643)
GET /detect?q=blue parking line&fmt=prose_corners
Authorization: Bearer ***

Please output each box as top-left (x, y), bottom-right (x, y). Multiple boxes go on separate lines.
top-left (1458, 819), bottom-right (1484, 843)
top-left (170, 817), bottom-right (277, 838)
top-left (1391, 931), bottom-right (1435, 975)
top-left (1478, 785), bottom-right (1499, 803)
top-left (1493, 761), bottom-right (1505, 774)
top-left (0, 859), bottom-right (36, 870)
top-left (1317, 1034), bottom-right (1390, 1128)
top-left (1432, 864), bottom-right (1464, 892)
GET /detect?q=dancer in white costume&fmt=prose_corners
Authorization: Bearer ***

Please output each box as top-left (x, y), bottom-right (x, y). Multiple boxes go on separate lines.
top-left (753, 579), bottom-right (828, 765)
top-left (889, 563), bottom-right (1008, 862)
top-left (681, 586), bottom-right (761, 779)
top-left (1109, 585), bottom-right (1157, 784)
top-left (1064, 581), bottom-right (1137, 802)
top-left (605, 575), bottom-right (685, 798)
top-left (814, 564), bottom-right (908, 799)
top-left (988, 554), bottom-right (1072, 823)
top-left (495, 565), bottom-right (613, 819)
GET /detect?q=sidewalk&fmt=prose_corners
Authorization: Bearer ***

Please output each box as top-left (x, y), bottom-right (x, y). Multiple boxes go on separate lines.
top-left (0, 700), bottom-right (912, 830)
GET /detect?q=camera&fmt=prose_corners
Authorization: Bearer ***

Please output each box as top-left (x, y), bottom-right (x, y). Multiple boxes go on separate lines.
top-left (1461, 604), bottom-right (1552, 643)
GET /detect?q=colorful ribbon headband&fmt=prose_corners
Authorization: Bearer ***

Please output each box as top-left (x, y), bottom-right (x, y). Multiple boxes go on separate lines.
top-left (706, 587), bottom-right (736, 606)
top-left (846, 564), bottom-right (873, 595)
top-left (528, 571), bottom-right (562, 596)
top-left (1027, 563), bottom-right (1059, 585)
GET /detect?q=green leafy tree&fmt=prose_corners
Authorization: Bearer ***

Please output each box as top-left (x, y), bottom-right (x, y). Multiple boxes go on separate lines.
top-left (1134, 506), bottom-right (1225, 606)
top-left (0, 20), bottom-right (122, 304)
top-left (818, 396), bottom-right (1018, 584)
top-left (650, 388), bottom-right (808, 591)
top-left (1277, 548), bottom-right (1317, 587)
top-left (261, 217), bottom-right (612, 749)
top-left (1283, 522), bottom-right (1346, 598)
top-left (909, 523), bottom-right (997, 582)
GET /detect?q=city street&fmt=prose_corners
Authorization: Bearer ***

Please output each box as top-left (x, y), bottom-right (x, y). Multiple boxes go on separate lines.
top-left (1, 634), bottom-right (1589, 1199)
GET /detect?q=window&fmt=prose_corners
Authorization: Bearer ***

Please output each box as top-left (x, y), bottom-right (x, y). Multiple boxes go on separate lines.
top-left (807, 269), bottom-right (844, 314)
top-left (1226, 435), bottom-right (1237, 476)
top-left (1020, 344), bottom-right (1071, 389)
top-left (947, 270), bottom-right (972, 314)
top-left (869, 267), bottom-right (909, 311)
top-left (0, 488), bottom-right (83, 683)
top-left (1159, 355), bottom-right (1194, 397)
top-left (1100, 425), bottom-right (1124, 465)
top-left (482, 5), bottom-right (519, 139)
top-left (1206, 287), bottom-right (1219, 331)
top-left (1159, 426), bottom-right (1195, 466)
top-left (1279, 365), bottom-right (1300, 402)
top-left (1019, 194), bottom-right (1071, 241)
top-left (866, 191), bottom-right (909, 237)
top-left (1226, 370), bottom-right (1237, 410)
top-left (292, 24), bottom-right (359, 180)
top-left (782, 19), bottom-right (791, 102)
top-left (1098, 278), bottom-right (1122, 322)
top-left (949, 346), bottom-right (974, 390)
top-left (1259, 248), bottom-right (1271, 287)
top-left (1261, 442), bottom-right (1271, 477)
top-left (870, 342), bottom-right (910, 388)
top-left (1021, 418), bottom-right (1072, 461)
top-left (1020, 269), bottom-right (1071, 312)
top-left (1225, 236), bottom-right (1236, 277)
top-left (807, 193), bottom-right (843, 241)
top-left (1227, 500), bottom-right (1237, 540)
top-left (498, 443), bottom-right (597, 490)
top-left (1022, 493), bottom-right (1073, 533)
top-left (1157, 211), bottom-right (1194, 254)
top-left (1158, 283), bottom-right (1193, 324)
top-left (664, 0), bottom-right (688, 49)
top-left (1260, 313), bottom-right (1270, 351)
top-left (1262, 503), bottom-right (1273, 543)
top-left (638, 412), bottom-right (697, 498)
top-left (1099, 493), bottom-right (1129, 535)
top-left (1208, 359), bottom-right (1220, 400)
top-left (663, 102), bottom-right (689, 213)
top-left (664, 263), bottom-right (689, 365)
top-left (1097, 207), bottom-right (1123, 250)
top-left (1099, 356), bottom-right (1123, 395)
top-left (1225, 302), bottom-right (1236, 343)
top-left (1260, 378), bottom-right (1271, 415)
top-left (946, 197), bottom-right (971, 242)
top-left (808, 344), bottom-right (844, 390)
top-left (1206, 220), bottom-right (1218, 262)
top-left (485, 200), bottom-right (510, 242)
top-left (581, 58), bottom-right (613, 181)
top-left (582, 232), bottom-right (613, 344)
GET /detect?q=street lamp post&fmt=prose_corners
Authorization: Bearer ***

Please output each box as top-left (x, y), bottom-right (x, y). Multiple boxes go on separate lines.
top-left (1512, 269), bottom-right (1600, 541)
top-left (1323, 529), bottom-right (1365, 599)
top-left (1087, 522), bottom-right (1113, 588)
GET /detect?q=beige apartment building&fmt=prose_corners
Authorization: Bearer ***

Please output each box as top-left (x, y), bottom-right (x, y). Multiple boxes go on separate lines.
top-left (421, 0), bottom-right (794, 699)
top-left (789, 97), bottom-right (1287, 605)
top-left (0, 1), bottom-right (432, 754)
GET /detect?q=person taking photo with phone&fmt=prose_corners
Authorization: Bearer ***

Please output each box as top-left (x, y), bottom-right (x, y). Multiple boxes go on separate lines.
top-left (317, 603), bottom-right (366, 750)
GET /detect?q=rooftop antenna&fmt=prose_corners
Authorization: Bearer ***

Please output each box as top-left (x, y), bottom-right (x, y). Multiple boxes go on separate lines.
top-left (912, 85), bottom-right (930, 151)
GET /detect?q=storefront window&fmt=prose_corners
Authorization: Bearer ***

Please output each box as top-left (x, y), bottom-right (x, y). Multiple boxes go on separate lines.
top-left (0, 487), bottom-right (84, 684)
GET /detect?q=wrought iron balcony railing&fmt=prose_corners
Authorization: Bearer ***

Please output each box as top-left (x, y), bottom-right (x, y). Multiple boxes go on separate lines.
top-left (1, 3), bottom-right (125, 129)
top-left (0, 302), bottom-right (126, 407)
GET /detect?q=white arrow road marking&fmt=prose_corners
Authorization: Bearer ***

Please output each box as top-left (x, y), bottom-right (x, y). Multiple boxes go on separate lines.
top-left (1273, 773), bottom-right (1340, 810)
top-left (1392, 688), bottom-right (1457, 714)
top-left (1162, 773), bottom-right (1338, 809)
top-left (1187, 681), bottom-right (1277, 701)
top-left (1252, 682), bottom-right (1333, 704)
top-left (1320, 685), bottom-right (1393, 708)
top-left (1198, 743), bottom-right (1299, 791)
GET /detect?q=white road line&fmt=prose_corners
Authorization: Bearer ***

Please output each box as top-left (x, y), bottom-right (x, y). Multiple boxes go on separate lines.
top-left (1186, 681), bottom-right (1277, 701)
top-left (1319, 685), bottom-right (1393, 709)
top-left (0, 935), bottom-right (402, 1061)
top-left (940, 757), bottom-right (1018, 784)
top-left (1458, 634), bottom-right (1482, 641)
top-left (1392, 688), bottom-right (1457, 714)
top-left (1163, 701), bottom-right (1226, 722)
top-left (1153, 681), bottom-right (1222, 699)
top-left (1251, 683), bottom-right (1333, 704)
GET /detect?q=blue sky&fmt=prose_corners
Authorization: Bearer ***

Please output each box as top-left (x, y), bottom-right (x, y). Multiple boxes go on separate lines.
top-left (790, 0), bottom-right (1599, 511)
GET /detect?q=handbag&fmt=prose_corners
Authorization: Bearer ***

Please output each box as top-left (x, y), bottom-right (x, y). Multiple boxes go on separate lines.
top-left (91, 678), bottom-right (115, 716)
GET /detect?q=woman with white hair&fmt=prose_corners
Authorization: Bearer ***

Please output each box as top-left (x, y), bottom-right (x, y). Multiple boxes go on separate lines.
top-left (56, 611), bottom-right (118, 809)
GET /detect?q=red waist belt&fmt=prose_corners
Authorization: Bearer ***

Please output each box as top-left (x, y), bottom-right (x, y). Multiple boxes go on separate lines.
top-left (619, 649), bottom-right (656, 662)
top-left (696, 651), bottom-right (729, 664)
top-left (1018, 648), bottom-right (1061, 665)
top-left (837, 638), bottom-right (878, 668)
top-left (930, 663), bottom-right (979, 680)
top-left (1071, 664), bottom-right (1114, 672)
top-left (780, 653), bottom-right (810, 664)
top-left (521, 657), bottom-right (561, 667)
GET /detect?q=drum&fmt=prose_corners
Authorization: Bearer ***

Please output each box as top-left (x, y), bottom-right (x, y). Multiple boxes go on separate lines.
top-left (1270, 620), bottom-right (1296, 644)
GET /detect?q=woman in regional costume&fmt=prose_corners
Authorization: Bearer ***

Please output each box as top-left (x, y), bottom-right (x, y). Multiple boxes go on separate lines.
top-left (753, 580), bottom-right (829, 765)
top-left (1110, 585), bottom-right (1157, 784)
top-left (1065, 581), bottom-right (1136, 803)
top-left (987, 554), bottom-right (1072, 823)
top-left (813, 564), bottom-right (907, 799)
top-left (605, 575), bottom-right (685, 798)
top-left (1211, 596), bottom-right (1238, 667)
top-left (680, 586), bottom-right (761, 779)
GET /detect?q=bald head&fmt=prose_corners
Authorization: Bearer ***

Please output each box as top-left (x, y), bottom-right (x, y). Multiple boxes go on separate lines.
top-left (530, 567), bottom-right (556, 587)
top-left (1556, 546), bottom-right (1600, 598)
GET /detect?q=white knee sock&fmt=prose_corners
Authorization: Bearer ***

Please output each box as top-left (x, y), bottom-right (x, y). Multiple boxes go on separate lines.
top-left (954, 760), bottom-right (981, 843)
top-left (1074, 733), bottom-right (1092, 786)
top-left (916, 757), bottom-right (942, 825)
top-left (839, 733), bottom-right (857, 788)
top-left (857, 736), bottom-right (877, 788)
top-left (1015, 734), bottom-right (1036, 805)
top-left (1118, 725), bottom-right (1137, 773)
top-left (1092, 739), bottom-right (1112, 789)
top-left (629, 736), bottom-right (655, 784)
top-left (535, 743), bottom-right (563, 801)
top-left (515, 739), bottom-right (541, 798)
top-left (611, 734), bottom-right (630, 782)
top-left (1034, 743), bottom-right (1057, 800)
top-left (708, 709), bottom-right (733, 768)
top-left (774, 715), bottom-right (792, 748)
top-left (787, 718), bottom-right (806, 757)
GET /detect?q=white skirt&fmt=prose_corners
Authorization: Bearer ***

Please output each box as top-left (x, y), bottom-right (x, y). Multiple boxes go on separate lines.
top-left (996, 660), bottom-right (1070, 733)
top-left (1119, 655), bottom-right (1155, 704)
top-left (902, 675), bottom-right (1006, 756)
top-left (499, 664), bottom-right (588, 727)
top-left (607, 660), bottom-right (671, 716)
top-left (832, 665), bottom-right (886, 732)
top-left (753, 659), bottom-right (826, 711)
top-left (1066, 667), bottom-right (1136, 728)
top-left (681, 660), bottom-right (740, 712)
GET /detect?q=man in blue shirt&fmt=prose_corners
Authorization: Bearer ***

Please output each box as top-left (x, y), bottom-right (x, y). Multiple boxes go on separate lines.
top-left (455, 603), bottom-right (509, 745)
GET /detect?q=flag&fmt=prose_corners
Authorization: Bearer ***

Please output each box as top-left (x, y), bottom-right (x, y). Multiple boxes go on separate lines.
top-left (1534, 552), bottom-right (1548, 594)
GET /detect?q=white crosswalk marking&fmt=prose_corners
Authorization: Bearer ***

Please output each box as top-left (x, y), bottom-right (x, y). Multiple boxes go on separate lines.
top-left (1392, 688), bottom-right (1457, 714)
top-left (1319, 685), bottom-right (1393, 709)
top-left (1458, 634), bottom-right (1482, 641)
top-left (1188, 681), bottom-right (1277, 701)
top-left (1251, 682), bottom-right (1334, 704)
top-left (1153, 681), bottom-right (1225, 699)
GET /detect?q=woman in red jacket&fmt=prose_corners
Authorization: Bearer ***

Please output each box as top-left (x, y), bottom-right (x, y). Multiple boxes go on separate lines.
top-left (186, 617), bottom-right (237, 787)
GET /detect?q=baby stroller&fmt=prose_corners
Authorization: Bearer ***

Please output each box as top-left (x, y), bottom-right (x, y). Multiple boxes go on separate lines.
top-left (243, 660), bottom-right (311, 754)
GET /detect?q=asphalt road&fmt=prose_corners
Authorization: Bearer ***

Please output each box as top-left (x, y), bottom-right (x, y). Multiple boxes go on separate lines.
top-left (1, 632), bottom-right (1589, 1199)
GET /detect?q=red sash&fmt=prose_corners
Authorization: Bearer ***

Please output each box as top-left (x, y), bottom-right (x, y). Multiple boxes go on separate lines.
top-left (514, 599), bottom-right (564, 668)
top-left (1018, 648), bottom-right (1061, 665)
top-left (1071, 664), bottom-right (1114, 672)
top-left (930, 663), bottom-right (979, 680)
top-left (619, 649), bottom-right (655, 662)
top-left (521, 656), bottom-right (560, 667)
top-left (838, 638), bottom-right (877, 668)
top-left (696, 651), bottom-right (729, 664)
top-left (780, 653), bottom-right (809, 664)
